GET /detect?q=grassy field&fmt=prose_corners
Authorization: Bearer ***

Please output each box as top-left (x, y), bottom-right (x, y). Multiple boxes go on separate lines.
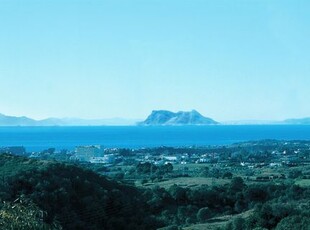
top-left (142, 177), bottom-right (231, 189)
top-left (174, 163), bottom-right (212, 170)
top-left (295, 179), bottom-right (310, 187)
top-left (183, 210), bottom-right (254, 230)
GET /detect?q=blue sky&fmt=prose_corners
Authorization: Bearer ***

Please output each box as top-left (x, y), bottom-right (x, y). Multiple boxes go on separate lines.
top-left (0, 0), bottom-right (309, 121)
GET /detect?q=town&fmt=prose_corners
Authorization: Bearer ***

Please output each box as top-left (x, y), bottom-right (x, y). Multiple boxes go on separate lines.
top-left (1, 140), bottom-right (310, 229)
top-left (1, 140), bottom-right (310, 185)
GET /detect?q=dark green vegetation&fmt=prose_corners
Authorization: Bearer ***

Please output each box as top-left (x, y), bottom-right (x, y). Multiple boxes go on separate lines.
top-left (1, 140), bottom-right (310, 229)
top-left (0, 154), bottom-right (162, 229)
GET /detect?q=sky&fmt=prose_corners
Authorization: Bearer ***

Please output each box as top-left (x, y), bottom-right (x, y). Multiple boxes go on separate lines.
top-left (0, 0), bottom-right (310, 121)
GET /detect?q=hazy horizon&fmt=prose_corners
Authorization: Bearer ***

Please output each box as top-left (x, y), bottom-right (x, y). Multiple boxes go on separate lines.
top-left (1, 110), bottom-right (310, 124)
top-left (1, 0), bottom-right (309, 121)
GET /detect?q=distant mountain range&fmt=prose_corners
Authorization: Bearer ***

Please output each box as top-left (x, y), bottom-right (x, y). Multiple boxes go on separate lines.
top-left (282, 118), bottom-right (310, 125)
top-left (0, 113), bottom-right (139, 126)
top-left (138, 110), bottom-right (219, 126)
top-left (1, 112), bottom-right (310, 126)
top-left (223, 118), bottom-right (310, 125)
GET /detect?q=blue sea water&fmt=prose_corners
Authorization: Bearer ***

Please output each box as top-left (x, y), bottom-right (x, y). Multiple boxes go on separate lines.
top-left (0, 125), bottom-right (310, 151)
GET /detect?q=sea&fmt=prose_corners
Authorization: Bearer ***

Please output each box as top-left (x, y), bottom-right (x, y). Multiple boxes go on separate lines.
top-left (0, 125), bottom-right (310, 152)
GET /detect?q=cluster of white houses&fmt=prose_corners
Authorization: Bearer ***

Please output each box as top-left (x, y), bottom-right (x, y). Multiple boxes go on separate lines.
top-left (20, 142), bottom-right (307, 167)
top-left (71, 146), bottom-right (220, 165)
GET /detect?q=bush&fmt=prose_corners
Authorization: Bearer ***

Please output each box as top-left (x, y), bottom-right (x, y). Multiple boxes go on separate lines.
top-left (275, 215), bottom-right (310, 230)
top-left (196, 207), bottom-right (211, 222)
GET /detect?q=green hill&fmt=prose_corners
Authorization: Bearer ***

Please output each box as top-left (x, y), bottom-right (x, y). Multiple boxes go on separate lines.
top-left (0, 154), bottom-right (162, 230)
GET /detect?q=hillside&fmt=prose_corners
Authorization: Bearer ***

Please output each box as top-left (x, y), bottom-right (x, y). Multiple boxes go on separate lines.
top-left (0, 113), bottom-right (37, 126)
top-left (138, 110), bottom-right (219, 126)
top-left (0, 154), bottom-right (162, 230)
top-left (1, 151), bottom-right (310, 230)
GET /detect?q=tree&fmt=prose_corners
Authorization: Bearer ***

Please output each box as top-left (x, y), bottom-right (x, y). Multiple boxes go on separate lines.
top-left (168, 185), bottom-right (188, 204)
top-left (162, 163), bottom-right (173, 173)
top-left (222, 172), bottom-right (233, 179)
top-left (0, 198), bottom-right (62, 230)
top-left (275, 215), bottom-right (310, 230)
top-left (245, 185), bottom-right (268, 202)
top-left (230, 177), bottom-right (245, 192)
top-left (200, 167), bottom-right (209, 177)
top-left (288, 170), bottom-right (302, 179)
top-left (136, 162), bottom-right (158, 174)
top-left (196, 207), bottom-right (211, 222)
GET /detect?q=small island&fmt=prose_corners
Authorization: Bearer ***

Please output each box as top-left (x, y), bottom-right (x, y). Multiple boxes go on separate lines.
top-left (138, 109), bottom-right (219, 126)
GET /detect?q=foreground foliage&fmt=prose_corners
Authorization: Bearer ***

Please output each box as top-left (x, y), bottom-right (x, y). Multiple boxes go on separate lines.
top-left (0, 198), bottom-right (61, 230)
top-left (1, 154), bottom-right (310, 229)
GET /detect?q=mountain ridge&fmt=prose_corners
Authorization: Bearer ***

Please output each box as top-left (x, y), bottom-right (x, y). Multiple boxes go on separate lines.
top-left (282, 117), bottom-right (310, 125)
top-left (0, 113), bottom-right (139, 126)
